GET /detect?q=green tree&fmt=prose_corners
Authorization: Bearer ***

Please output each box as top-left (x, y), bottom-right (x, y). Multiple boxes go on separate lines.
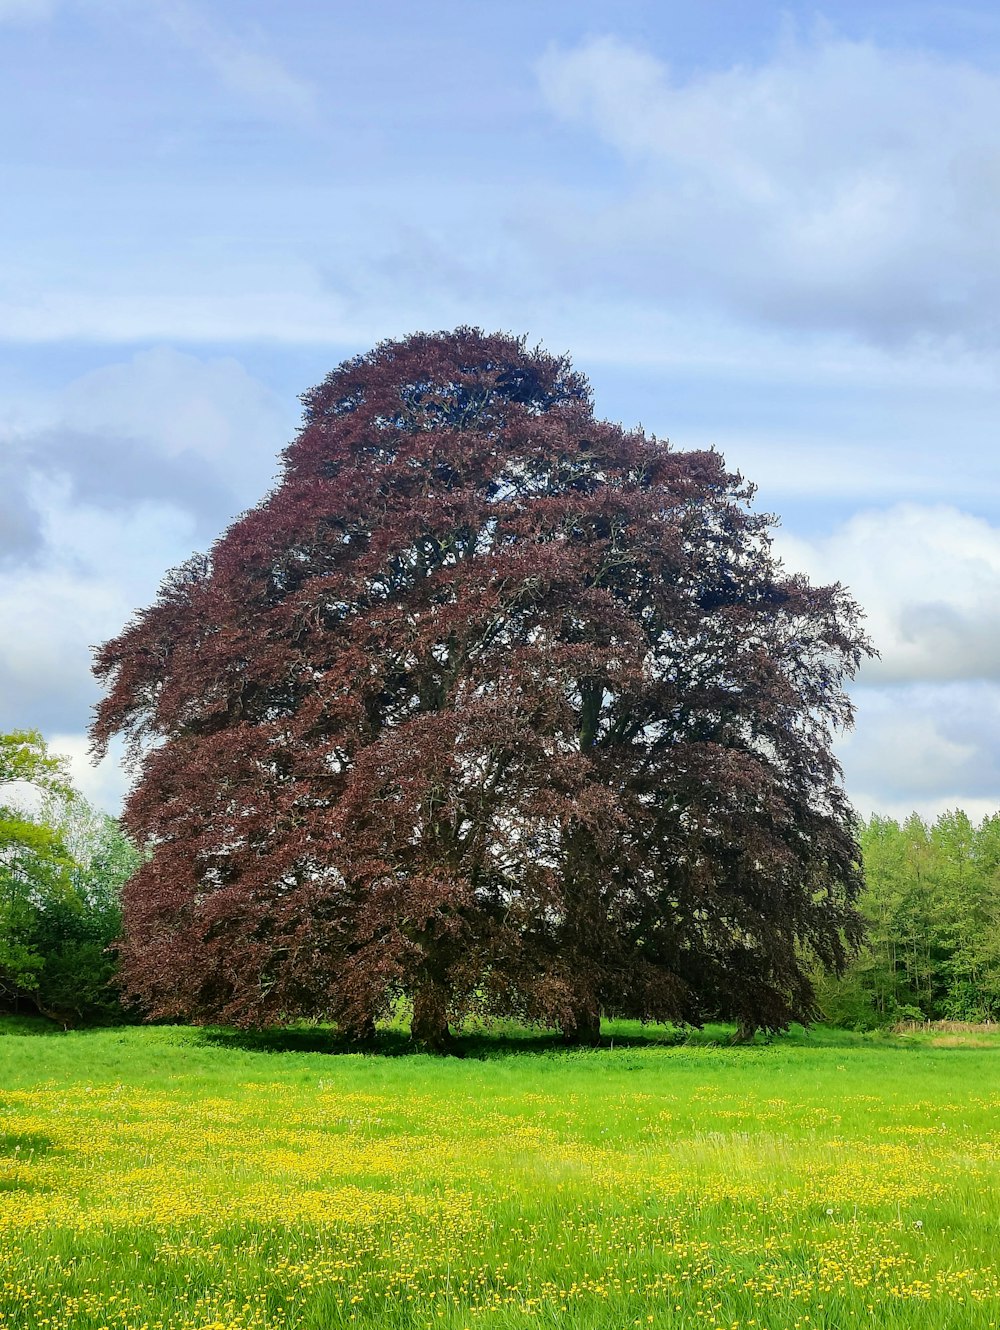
top-left (0, 732), bottom-right (75, 1012)
top-left (821, 809), bottom-right (1000, 1028)
top-left (856, 815), bottom-right (917, 1018)
top-left (934, 811), bottom-right (1000, 1019)
top-left (33, 792), bottom-right (142, 1022)
top-left (967, 814), bottom-right (1000, 1018)
top-left (0, 732), bottom-right (141, 1024)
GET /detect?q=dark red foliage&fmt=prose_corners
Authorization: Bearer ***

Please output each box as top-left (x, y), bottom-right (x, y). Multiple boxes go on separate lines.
top-left (92, 328), bottom-right (873, 1048)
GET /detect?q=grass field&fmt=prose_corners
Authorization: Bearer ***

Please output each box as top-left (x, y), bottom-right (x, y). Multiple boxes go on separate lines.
top-left (2, 1019), bottom-right (999, 1330)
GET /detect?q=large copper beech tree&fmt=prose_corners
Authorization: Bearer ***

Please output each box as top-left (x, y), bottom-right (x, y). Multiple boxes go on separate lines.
top-left (93, 329), bottom-right (872, 1050)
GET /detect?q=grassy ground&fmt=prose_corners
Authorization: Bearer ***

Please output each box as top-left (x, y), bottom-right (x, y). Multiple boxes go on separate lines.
top-left (1, 1019), bottom-right (999, 1330)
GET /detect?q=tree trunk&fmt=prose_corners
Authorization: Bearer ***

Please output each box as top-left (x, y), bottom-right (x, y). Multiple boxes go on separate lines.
top-left (411, 983), bottom-right (455, 1054)
top-left (561, 997), bottom-right (602, 1046)
top-left (732, 1019), bottom-right (758, 1044)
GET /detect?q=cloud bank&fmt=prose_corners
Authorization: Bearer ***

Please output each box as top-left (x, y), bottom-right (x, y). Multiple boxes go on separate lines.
top-left (776, 505), bottom-right (1000, 818)
top-left (537, 32), bottom-right (1000, 346)
top-left (0, 348), bottom-right (291, 763)
top-left (0, 347), bottom-right (289, 566)
top-left (775, 505), bottom-right (1000, 685)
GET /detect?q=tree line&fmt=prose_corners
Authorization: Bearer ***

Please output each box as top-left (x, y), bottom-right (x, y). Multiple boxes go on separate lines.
top-left (819, 811), bottom-right (1000, 1028)
top-left (2, 727), bottom-right (997, 1031)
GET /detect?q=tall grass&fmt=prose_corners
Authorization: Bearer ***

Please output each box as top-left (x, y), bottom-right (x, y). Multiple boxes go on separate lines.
top-left (1, 1018), bottom-right (999, 1328)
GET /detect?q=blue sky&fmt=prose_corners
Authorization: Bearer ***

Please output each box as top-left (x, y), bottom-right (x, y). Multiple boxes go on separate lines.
top-left (3, 0), bottom-right (1000, 818)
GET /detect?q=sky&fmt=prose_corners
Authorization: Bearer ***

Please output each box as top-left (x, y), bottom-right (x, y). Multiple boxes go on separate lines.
top-left (3, 0), bottom-right (1000, 821)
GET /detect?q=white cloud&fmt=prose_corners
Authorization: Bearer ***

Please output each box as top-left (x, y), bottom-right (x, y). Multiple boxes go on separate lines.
top-left (150, 0), bottom-right (318, 125)
top-left (3, 346), bottom-right (291, 553)
top-left (0, 277), bottom-right (360, 346)
top-left (698, 432), bottom-right (1000, 506)
top-left (48, 732), bottom-right (130, 813)
top-left (838, 681), bottom-right (1000, 818)
top-left (61, 344), bottom-right (288, 476)
top-left (777, 504), bottom-right (1000, 817)
top-left (536, 32), bottom-right (1000, 345)
top-left (851, 792), bottom-right (1000, 824)
top-left (0, 347), bottom-right (293, 748)
top-left (842, 711), bottom-right (979, 796)
top-left (0, 499), bottom-right (196, 733)
top-left (775, 504), bottom-right (1000, 684)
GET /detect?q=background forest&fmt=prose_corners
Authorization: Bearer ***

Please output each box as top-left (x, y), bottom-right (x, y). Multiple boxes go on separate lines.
top-left (819, 811), bottom-right (1000, 1027)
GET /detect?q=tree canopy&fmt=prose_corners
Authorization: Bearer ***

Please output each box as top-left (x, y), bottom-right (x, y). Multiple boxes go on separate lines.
top-left (93, 328), bottom-right (872, 1048)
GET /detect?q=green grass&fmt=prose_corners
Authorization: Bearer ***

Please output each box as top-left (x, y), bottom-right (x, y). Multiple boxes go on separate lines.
top-left (1, 1017), bottom-right (999, 1329)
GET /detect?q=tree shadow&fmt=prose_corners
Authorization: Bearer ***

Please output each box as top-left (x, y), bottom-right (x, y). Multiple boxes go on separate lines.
top-left (0, 1013), bottom-right (145, 1037)
top-left (0, 1014), bottom-right (70, 1037)
top-left (194, 1021), bottom-right (718, 1060)
top-left (3, 1012), bottom-right (893, 1058)
top-left (196, 1026), bottom-right (409, 1057)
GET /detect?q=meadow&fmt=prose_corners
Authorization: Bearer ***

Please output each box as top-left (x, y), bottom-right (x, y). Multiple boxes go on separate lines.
top-left (1, 1019), bottom-right (999, 1330)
